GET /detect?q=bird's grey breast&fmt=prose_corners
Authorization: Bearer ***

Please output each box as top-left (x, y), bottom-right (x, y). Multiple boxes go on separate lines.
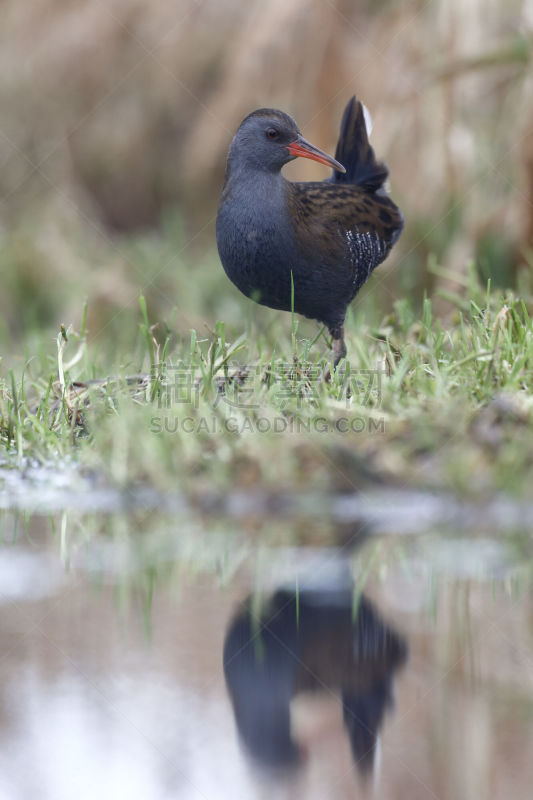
top-left (217, 174), bottom-right (292, 269)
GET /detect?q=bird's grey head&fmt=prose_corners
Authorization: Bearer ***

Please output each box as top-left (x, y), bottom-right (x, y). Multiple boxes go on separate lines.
top-left (226, 108), bottom-right (346, 178)
top-left (228, 109), bottom-right (301, 174)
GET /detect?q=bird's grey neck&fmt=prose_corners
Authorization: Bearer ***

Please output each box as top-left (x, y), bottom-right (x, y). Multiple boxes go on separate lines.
top-left (222, 161), bottom-right (288, 223)
top-left (220, 161), bottom-right (290, 241)
top-left (224, 158), bottom-right (285, 192)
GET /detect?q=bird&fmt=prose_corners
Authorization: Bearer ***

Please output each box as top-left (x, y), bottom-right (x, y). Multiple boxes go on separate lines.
top-left (216, 96), bottom-right (404, 369)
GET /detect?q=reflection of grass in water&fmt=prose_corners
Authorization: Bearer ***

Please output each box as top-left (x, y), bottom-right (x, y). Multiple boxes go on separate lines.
top-left (351, 540), bottom-right (385, 622)
top-left (349, 533), bottom-right (533, 637)
top-left (3, 504), bottom-right (532, 643)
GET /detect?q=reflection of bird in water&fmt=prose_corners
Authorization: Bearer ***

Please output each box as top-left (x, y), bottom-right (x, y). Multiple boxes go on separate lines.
top-left (223, 582), bottom-right (407, 773)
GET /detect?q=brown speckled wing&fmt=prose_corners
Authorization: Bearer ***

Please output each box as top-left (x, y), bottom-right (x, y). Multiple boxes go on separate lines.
top-left (288, 182), bottom-right (403, 293)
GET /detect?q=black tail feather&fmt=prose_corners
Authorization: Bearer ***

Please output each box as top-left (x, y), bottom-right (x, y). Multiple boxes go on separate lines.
top-left (331, 96), bottom-right (388, 191)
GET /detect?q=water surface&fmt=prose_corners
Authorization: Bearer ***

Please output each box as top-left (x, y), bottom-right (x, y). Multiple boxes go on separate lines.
top-left (0, 510), bottom-right (532, 800)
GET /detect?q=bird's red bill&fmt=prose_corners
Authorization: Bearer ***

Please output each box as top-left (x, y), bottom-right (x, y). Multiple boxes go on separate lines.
top-left (287, 136), bottom-right (346, 173)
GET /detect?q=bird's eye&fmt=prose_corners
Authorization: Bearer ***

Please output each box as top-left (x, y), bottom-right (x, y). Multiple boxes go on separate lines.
top-left (266, 128), bottom-right (279, 140)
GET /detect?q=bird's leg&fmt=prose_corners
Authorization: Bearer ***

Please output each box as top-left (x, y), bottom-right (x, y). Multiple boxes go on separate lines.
top-left (333, 329), bottom-right (347, 368)
top-left (323, 325), bottom-right (347, 382)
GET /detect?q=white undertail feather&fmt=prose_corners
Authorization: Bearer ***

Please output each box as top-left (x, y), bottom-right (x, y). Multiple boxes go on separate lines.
top-left (362, 102), bottom-right (373, 137)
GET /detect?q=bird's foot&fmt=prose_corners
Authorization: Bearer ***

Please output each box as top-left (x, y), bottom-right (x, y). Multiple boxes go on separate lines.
top-left (323, 363), bottom-right (348, 386)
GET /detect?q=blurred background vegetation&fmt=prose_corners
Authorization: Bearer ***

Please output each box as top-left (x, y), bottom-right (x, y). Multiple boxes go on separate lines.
top-left (0, 0), bottom-right (532, 360)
